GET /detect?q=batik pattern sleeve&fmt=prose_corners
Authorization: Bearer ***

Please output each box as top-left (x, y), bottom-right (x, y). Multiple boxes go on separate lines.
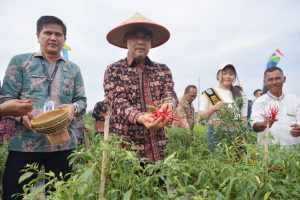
top-left (0, 55), bottom-right (25, 101)
top-left (70, 63), bottom-right (87, 116)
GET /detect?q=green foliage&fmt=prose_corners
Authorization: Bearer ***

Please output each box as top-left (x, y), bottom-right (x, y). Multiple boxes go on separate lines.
top-left (0, 141), bottom-right (8, 197)
top-left (2, 112), bottom-right (300, 199)
top-left (0, 141), bottom-right (8, 178)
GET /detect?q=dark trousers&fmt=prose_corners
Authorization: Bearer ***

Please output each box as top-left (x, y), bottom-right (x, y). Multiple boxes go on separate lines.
top-left (2, 150), bottom-right (73, 200)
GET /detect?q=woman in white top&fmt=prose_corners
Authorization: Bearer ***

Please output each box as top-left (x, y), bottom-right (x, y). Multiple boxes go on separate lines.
top-left (198, 63), bottom-right (248, 150)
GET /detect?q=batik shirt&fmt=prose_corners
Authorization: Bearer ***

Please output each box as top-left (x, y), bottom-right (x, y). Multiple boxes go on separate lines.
top-left (0, 52), bottom-right (87, 152)
top-left (173, 96), bottom-right (195, 130)
top-left (92, 101), bottom-right (108, 133)
top-left (104, 55), bottom-right (178, 162)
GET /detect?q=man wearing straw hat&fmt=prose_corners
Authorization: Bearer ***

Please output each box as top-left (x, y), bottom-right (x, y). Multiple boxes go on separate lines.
top-left (1, 16), bottom-right (87, 199)
top-left (104, 13), bottom-right (178, 163)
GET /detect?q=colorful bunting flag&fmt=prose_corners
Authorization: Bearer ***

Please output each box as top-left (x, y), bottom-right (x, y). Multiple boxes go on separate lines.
top-left (61, 44), bottom-right (72, 60)
top-left (266, 49), bottom-right (284, 68)
top-left (263, 49), bottom-right (285, 93)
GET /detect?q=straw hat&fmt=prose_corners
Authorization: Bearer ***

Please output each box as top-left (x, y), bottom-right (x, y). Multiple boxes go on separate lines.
top-left (107, 12), bottom-right (170, 49)
top-left (31, 108), bottom-right (70, 146)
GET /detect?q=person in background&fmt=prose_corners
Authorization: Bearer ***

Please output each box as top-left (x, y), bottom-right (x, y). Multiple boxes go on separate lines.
top-left (247, 89), bottom-right (263, 119)
top-left (198, 63), bottom-right (248, 150)
top-left (253, 89), bottom-right (263, 100)
top-left (104, 13), bottom-right (178, 163)
top-left (251, 66), bottom-right (300, 146)
top-left (0, 16), bottom-right (87, 199)
top-left (92, 96), bottom-right (109, 135)
top-left (73, 116), bottom-right (86, 144)
top-left (172, 85), bottom-right (197, 131)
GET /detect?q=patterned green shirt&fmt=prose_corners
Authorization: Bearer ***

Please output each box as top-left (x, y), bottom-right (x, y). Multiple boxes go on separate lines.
top-left (0, 52), bottom-right (87, 152)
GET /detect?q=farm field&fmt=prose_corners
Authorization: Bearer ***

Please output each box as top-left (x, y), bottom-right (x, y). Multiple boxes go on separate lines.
top-left (1, 113), bottom-right (300, 199)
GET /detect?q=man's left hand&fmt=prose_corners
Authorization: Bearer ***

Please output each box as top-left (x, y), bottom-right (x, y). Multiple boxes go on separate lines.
top-left (290, 124), bottom-right (300, 137)
top-left (57, 104), bottom-right (75, 122)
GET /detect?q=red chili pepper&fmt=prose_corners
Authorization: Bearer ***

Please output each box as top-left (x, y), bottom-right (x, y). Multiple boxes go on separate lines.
top-left (19, 99), bottom-right (35, 104)
top-left (267, 106), bottom-right (279, 120)
top-left (148, 102), bottom-right (181, 123)
top-left (271, 167), bottom-right (286, 171)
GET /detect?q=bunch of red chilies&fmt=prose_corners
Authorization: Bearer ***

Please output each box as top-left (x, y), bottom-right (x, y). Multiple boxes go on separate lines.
top-left (149, 104), bottom-right (181, 122)
top-left (266, 105), bottom-right (279, 120)
top-left (19, 99), bottom-right (34, 104)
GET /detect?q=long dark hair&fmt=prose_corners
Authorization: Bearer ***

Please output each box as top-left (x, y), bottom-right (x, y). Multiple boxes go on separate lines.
top-left (231, 85), bottom-right (243, 110)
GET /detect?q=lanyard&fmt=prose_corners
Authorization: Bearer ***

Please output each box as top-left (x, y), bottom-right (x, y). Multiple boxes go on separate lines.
top-left (40, 58), bottom-right (61, 97)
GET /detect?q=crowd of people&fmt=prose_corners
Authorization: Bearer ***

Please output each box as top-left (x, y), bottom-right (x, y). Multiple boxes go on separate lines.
top-left (0, 13), bottom-right (300, 199)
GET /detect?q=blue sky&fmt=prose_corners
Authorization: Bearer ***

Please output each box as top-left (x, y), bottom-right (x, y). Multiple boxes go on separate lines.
top-left (1, 0), bottom-right (299, 111)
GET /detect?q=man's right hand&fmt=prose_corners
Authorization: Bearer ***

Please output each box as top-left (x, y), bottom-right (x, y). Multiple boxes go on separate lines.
top-left (0, 99), bottom-right (33, 117)
top-left (137, 113), bottom-right (168, 130)
top-left (213, 101), bottom-right (227, 112)
top-left (253, 118), bottom-right (277, 132)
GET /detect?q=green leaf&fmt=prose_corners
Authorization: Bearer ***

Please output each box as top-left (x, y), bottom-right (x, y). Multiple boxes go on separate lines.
top-left (123, 188), bottom-right (132, 200)
top-left (264, 191), bottom-right (272, 200)
top-left (77, 185), bottom-right (85, 196)
top-left (163, 152), bottom-right (176, 165)
top-left (18, 172), bottom-right (34, 184)
top-left (81, 168), bottom-right (93, 182)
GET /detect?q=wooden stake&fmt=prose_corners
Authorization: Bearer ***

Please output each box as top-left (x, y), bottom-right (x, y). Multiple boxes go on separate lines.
top-left (263, 123), bottom-right (270, 177)
top-left (99, 110), bottom-right (110, 199)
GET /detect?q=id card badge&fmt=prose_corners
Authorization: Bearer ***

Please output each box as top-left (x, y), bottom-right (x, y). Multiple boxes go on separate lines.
top-left (44, 100), bottom-right (55, 112)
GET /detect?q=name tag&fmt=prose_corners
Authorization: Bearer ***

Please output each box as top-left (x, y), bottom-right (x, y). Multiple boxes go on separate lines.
top-left (44, 100), bottom-right (55, 112)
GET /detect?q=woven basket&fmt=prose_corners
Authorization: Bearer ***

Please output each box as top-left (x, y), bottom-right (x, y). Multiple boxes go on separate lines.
top-left (31, 108), bottom-right (69, 128)
top-left (31, 108), bottom-right (71, 146)
top-left (34, 116), bottom-right (69, 133)
top-left (31, 108), bottom-right (69, 135)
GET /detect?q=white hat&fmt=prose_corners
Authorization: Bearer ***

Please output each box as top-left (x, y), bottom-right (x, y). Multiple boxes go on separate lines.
top-left (217, 62), bottom-right (240, 84)
top-left (218, 62), bottom-right (236, 72)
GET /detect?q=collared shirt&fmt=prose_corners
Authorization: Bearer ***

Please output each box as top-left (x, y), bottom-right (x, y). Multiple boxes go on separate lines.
top-left (0, 52), bottom-right (87, 152)
top-left (104, 55), bottom-right (178, 162)
top-left (251, 92), bottom-right (300, 146)
top-left (173, 96), bottom-right (195, 130)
